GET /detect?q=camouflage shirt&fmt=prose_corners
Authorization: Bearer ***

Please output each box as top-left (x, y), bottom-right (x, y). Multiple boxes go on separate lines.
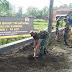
top-left (65, 21), bottom-right (70, 33)
top-left (30, 31), bottom-right (49, 40)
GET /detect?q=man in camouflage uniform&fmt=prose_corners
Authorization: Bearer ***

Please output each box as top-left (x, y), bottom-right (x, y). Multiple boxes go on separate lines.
top-left (30, 31), bottom-right (49, 59)
top-left (37, 31), bottom-right (49, 58)
top-left (63, 18), bottom-right (70, 45)
top-left (56, 17), bottom-right (62, 39)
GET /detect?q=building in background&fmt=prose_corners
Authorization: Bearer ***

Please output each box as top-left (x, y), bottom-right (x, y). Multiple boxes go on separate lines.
top-left (53, 6), bottom-right (72, 21)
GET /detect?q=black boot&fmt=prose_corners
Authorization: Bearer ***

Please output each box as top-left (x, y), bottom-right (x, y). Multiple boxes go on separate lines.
top-left (69, 46), bottom-right (72, 48)
top-left (43, 48), bottom-right (48, 54)
top-left (38, 53), bottom-right (43, 59)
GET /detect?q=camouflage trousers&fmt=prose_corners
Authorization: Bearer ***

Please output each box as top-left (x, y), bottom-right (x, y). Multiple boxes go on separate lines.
top-left (64, 32), bottom-right (68, 44)
top-left (56, 27), bottom-right (59, 35)
top-left (40, 38), bottom-right (48, 54)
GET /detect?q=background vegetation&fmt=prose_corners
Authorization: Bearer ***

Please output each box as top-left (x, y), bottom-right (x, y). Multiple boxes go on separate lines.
top-left (0, 0), bottom-right (72, 18)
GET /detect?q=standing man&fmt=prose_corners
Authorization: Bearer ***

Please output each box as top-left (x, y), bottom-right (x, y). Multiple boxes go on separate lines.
top-left (67, 15), bottom-right (72, 48)
top-left (63, 18), bottom-right (70, 45)
top-left (56, 17), bottom-right (62, 40)
top-left (67, 15), bottom-right (72, 29)
top-left (68, 15), bottom-right (72, 25)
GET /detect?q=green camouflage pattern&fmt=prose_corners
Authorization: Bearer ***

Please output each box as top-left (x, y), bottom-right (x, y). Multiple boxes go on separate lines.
top-left (30, 31), bottom-right (50, 54)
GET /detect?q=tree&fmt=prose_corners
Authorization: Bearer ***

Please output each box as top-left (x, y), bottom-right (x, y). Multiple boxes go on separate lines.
top-left (68, 3), bottom-right (72, 9)
top-left (53, 6), bottom-right (58, 9)
top-left (15, 6), bottom-right (23, 17)
top-left (42, 6), bottom-right (49, 18)
top-left (0, 0), bottom-right (13, 16)
top-left (36, 10), bottom-right (43, 18)
top-left (64, 4), bottom-right (67, 7)
top-left (25, 7), bottom-right (39, 18)
top-left (25, 6), bottom-right (49, 19)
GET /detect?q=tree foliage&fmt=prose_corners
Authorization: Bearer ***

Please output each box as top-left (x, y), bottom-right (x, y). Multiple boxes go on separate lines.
top-left (25, 6), bottom-right (49, 19)
top-left (15, 6), bottom-right (23, 17)
top-left (0, 0), bottom-right (13, 16)
top-left (25, 7), bottom-right (39, 18)
top-left (0, 0), bottom-right (72, 18)
top-left (68, 3), bottom-right (72, 9)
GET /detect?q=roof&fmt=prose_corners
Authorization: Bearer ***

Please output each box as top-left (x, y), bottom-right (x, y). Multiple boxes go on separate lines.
top-left (56, 6), bottom-right (72, 14)
top-left (57, 6), bottom-right (71, 11)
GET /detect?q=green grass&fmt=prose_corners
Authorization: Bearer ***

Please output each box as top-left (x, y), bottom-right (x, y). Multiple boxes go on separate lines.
top-left (3, 39), bottom-right (7, 44)
top-left (0, 39), bottom-right (2, 45)
top-left (52, 21), bottom-right (56, 25)
top-left (34, 19), bottom-right (47, 21)
top-left (33, 19), bottom-right (48, 30)
top-left (34, 24), bottom-right (48, 30)
top-left (0, 37), bottom-right (28, 46)
top-left (34, 22), bottom-right (48, 24)
top-left (33, 19), bottom-right (66, 30)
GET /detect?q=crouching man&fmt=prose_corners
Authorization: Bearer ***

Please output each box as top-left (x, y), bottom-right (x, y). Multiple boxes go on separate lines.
top-left (30, 31), bottom-right (49, 59)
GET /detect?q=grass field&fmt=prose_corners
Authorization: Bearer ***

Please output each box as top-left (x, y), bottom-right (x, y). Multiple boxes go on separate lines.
top-left (0, 37), bottom-right (28, 46)
top-left (33, 19), bottom-right (66, 30)
top-left (0, 19), bottom-right (66, 46)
